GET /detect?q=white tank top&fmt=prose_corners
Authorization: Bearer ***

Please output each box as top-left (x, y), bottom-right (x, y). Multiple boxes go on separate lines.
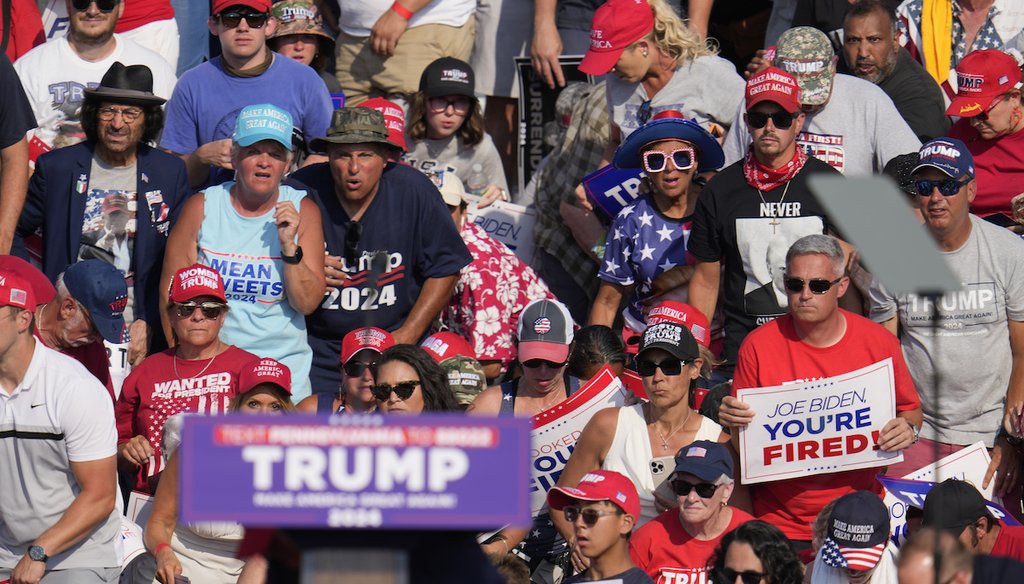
top-left (602, 403), bottom-right (723, 527)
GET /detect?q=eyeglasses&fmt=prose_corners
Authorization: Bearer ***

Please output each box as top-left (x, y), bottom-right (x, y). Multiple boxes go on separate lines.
top-left (344, 221), bottom-right (363, 265)
top-left (636, 358), bottom-right (689, 377)
top-left (522, 359), bottom-right (568, 369)
top-left (371, 380), bottom-right (420, 401)
top-left (642, 147), bottom-right (695, 174)
top-left (746, 111), bottom-right (797, 130)
top-left (216, 11), bottom-right (269, 29)
top-left (98, 106), bottom-right (143, 123)
top-left (562, 506), bottom-right (621, 526)
top-left (914, 177), bottom-right (970, 197)
top-left (343, 360), bottom-right (375, 378)
top-left (173, 301), bottom-right (227, 319)
top-left (672, 480), bottom-right (720, 498)
top-left (783, 276), bottom-right (844, 295)
top-left (716, 567), bottom-right (765, 584)
top-left (637, 100), bottom-right (653, 125)
top-left (71, 0), bottom-right (118, 12)
top-left (427, 96), bottom-right (471, 114)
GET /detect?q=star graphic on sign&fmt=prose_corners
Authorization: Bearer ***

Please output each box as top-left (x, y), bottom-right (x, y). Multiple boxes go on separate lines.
top-left (655, 224), bottom-right (674, 242)
top-left (639, 244), bottom-right (655, 261)
top-left (605, 258), bottom-right (620, 273)
top-left (637, 211), bottom-right (653, 227)
top-left (658, 258), bottom-right (677, 272)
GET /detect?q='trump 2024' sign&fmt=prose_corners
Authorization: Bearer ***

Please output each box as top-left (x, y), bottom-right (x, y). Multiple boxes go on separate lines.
top-left (178, 414), bottom-right (531, 529)
top-left (738, 359), bottom-right (900, 484)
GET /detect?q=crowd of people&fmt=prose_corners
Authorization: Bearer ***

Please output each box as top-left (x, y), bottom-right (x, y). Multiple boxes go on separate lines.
top-left (3, 0), bottom-right (1024, 582)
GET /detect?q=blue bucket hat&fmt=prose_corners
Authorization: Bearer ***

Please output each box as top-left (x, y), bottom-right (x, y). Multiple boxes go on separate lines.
top-left (613, 115), bottom-right (725, 172)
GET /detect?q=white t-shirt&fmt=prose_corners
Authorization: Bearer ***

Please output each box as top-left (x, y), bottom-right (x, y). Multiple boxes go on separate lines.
top-left (722, 74), bottom-right (921, 175)
top-left (14, 34), bottom-right (177, 155)
top-left (337, 0), bottom-right (475, 37)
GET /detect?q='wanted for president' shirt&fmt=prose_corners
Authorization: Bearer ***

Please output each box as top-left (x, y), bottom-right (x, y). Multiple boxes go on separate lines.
top-left (688, 157), bottom-right (839, 369)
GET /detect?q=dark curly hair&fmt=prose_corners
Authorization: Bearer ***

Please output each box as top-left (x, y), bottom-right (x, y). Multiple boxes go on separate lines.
top-left (567, 325), bottom-right (626, 379)
top-left (81, 98), bottom-right (165, 146)
top-left (406, 91), bottom-right (485, 147)
top-left (372, 344), bottom-right (460, 412)
top-left (709, 521), bottom-right (804, 584)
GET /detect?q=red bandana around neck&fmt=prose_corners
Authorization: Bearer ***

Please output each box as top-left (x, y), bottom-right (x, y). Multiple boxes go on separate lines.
top-left (743, 146), bottom-right (808, 191)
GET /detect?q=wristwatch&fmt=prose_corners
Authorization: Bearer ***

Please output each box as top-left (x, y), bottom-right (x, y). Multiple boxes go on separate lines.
top-left (27, 544), bottom-right (48, 563)
top-left (281, 246), bottom-right (303, 265)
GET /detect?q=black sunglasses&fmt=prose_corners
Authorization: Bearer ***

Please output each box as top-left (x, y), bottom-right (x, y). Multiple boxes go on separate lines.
top-left (636, 358), bottom-right (689, 377)
top-left (216, 10), bottom-right (269, 29)
top-left (716, 568), bottom-right (765, 584)
top-left (522, 358), bottom-right (567, 369)
top-left (562, 505), bottom-right (621, 526)
top-left (173, 301), bottom-right (227, 319)
top-left (71, 0), bottom-right (118, 12)
top-left (783, 276), bottom-right (844, 295)
top-left (672, 480), bottom-right (720, 498)
top-left (371, 380), bottom-right (420, 401)
top-left (342, 360), bottom-right (376, 378)
top-left (344, 221), bottom-right (363, 266)
top-left (746, 111), bottom-right (797, 130)
top-left (914, 177), bottom-right (969, 197)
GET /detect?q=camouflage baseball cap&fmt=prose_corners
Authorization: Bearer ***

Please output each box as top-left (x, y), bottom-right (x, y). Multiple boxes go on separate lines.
top-left (774, 26), bottom-right (836, 106)
top-left (310, 107), bottom-right (392, 151)
top-left (269, 0), bottom-right (334, 44)
top-left (441, 355), bottom-right (487, 408)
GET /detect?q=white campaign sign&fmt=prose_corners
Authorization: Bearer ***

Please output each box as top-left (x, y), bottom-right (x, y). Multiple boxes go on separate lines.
top-left (465, 197), bottom-right (537, 264)
top-left (737, 359), bottom-right (900, 484)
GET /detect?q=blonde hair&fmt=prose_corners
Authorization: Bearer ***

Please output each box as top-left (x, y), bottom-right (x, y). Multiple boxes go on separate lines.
top-left (639, 0), bottom-right (717, 64)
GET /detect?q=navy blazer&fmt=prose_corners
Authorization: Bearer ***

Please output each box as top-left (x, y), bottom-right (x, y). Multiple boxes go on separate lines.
top-left (13, 141), bottom-right (190, 348)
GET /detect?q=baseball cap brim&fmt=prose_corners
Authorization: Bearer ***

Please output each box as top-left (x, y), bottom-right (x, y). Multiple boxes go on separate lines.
top-left (547, 486), bottom-right (618, 512)
top-left (671, 461), bottom-right (727, 482)
top-left (910, 162), bottom-right (960, 179)
top-left (637, 340), bottom-right (698, 363)
top-left (518, 341), bottom-right (570, 363)
top-left (235, 133), bottom-right (291, 150)
top-left (579, 49), bottom-right (624, 76)
top-left (93, 312), bottom-right (129, 344)
top-left (945, 95), bottom-right (993, 118)
top-left (310, 134), bottom-right (393, 151)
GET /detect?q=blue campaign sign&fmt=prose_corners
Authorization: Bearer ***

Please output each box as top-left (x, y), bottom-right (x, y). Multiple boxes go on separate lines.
top-left (877, 476), bottom-right (1021, 526)
top-left (582, 164), bottom-right (646, 219)
top-left (178, 414), bottom-right (532, 530)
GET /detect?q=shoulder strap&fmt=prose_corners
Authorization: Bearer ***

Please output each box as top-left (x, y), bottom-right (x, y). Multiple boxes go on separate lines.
top-left (498, 378), bottom-right (519, 416)
top-left (316, 391), bottom-right (335, 414)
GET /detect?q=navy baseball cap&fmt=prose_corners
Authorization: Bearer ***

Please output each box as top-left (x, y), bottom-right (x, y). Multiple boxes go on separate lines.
top-left (63, 260), bottom-right (129, 344)
top-left (822, 491), bottom-right (890, 570)
top-left (912, 138), bottom-right (975, 181)
top-left (671, 440), bottom-right (734, 481)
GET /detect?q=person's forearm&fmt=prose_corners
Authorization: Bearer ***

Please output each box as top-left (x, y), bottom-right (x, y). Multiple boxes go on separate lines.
top-left (534, 0), bottom-right (557, 28)
top-left (589, 283), bottom-right (624, 327)
top-left (898, 408), bottom-right (923, 431)
top-left (282, 252), bottom-right (326, 315)
top-left (688, 264), bottom-right (719, 322)
top-left (687, 0), bottom-right (713, 39)
top-left (1006, 356), bottom-right (1024, 417)
top-left (391, 0), bottom-right (433, 15)
top-left (392, 275), bottom-right (457, 344)
top-left (0, 139), bottom-right (30, 254)
top-left (33, 478), bottom-right (116, 557)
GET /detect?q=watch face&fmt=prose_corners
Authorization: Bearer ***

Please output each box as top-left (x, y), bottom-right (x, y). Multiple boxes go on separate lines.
top-left (28, 545), bottom-right (46, 561)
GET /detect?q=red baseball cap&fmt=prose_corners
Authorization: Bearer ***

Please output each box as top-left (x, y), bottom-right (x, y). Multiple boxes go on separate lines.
top-left (169, 264), bottom-right (227, 303)
top-left (420, 332), bottom-right (476, 363)
top-left (0, 255), bottom-right (55, 306)
top-left (359, 97), bottom-right (408, 152)
top-left (947, 49), bottom-right (1023, 118)
top-left (547, 470), bottom-right (641, 518)
top-left (746, 66), bottom-right (801, 113)
top-left (340, 327), bottom-right (395, 364)
top-left (579, 0), bottom-right (654, 76)
top-left (240, 357), bottom-right (292, 395)
top-left (0, 272), bottom-right (36, 311)
top-left (212, 0), bottom-right (271, 15)
top-left (646, 301), bottom-right (710, 347)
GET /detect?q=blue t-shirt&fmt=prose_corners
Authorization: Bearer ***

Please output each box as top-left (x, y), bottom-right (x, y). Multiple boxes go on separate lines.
top-left (160, 55), bottom-right (332, 188)
top-left (289, 162), bottom-right (472, 393)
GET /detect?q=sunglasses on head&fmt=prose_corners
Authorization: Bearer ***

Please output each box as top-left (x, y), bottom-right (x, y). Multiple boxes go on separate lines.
top-left (642, 147), bottom-right (695, 174)
top-left (716, 568), bottom-right (765, 584)
top-left (672, 480), bottom-right (720, 498)
top-left (562, 505), bottom-right (621, 526)
top-left (783, 276), bottom-right (843, 295)
top-left (344, 221), bottom-right (363, 265)
top-left (636, 358), bottom-right (689, 377)
top-left (216, 10), bottom-right (269, 29)
top-left (746, 111), bottom-right (797, 130)
top-left (173, 301), bottom-right (227, 319)
top-left (342, 359), bottom-right (376, 378)
top-left (71, 0), bottom-right (118, 12)
top-left (371, 380), bottom-right (420, 401)
top-left (522, 358), bottom-right (567, 369)
top-left (914, 177), bottom-right (969, 197)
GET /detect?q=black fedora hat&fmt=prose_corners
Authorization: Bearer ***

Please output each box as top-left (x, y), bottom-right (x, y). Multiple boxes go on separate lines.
top-left (84, 62), bottom-right (166, 106)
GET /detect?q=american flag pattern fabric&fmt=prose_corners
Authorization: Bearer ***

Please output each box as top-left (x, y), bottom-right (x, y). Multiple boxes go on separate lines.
top-left (821, 537), bottom-right (885, 571)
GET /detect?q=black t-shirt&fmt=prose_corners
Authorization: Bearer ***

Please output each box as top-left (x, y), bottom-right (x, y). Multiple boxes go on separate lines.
top-left (687, 157), bottom-right (840, 369)
top-left (0, 54), bottom-right (36, 149)
top-left (878, 49), bottom-right (951, 142)
top-left (289, 161), bottom-right (471, 392)
top-left (563, 566), bottom-right (655, 584)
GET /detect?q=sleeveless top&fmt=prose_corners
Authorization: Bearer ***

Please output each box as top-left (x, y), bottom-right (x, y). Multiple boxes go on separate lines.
top-left (603, 403), bottom-right (723, 527)
top-left (197, 182), bottom-right (313, 399)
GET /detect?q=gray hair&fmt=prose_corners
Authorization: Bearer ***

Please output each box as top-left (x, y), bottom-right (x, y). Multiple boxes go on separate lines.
top-left (785, 234), bottom-right (845, 278)
top-left (716, 473), bottom-right (735, 486)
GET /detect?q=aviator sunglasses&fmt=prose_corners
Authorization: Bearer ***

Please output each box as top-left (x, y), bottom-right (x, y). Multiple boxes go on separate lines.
top-left (562, 505), bottom-right (621, 526)
top-left (642, 147), bottom-right (695, 174)
top-left (371, 380), bottom-right (420, 401)
top-left (173, 301), bottom-right (226, 319)
top-left (746, 111), bottom-right (797, 130)
top-left (783, 276), bottom-right (843, 295)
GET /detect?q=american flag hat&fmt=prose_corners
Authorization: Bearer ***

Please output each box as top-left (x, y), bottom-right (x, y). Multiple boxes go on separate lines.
top-left (821, 491), bottom-right (890, 571)
top-left (516, 299), bottom-right (574, 363)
